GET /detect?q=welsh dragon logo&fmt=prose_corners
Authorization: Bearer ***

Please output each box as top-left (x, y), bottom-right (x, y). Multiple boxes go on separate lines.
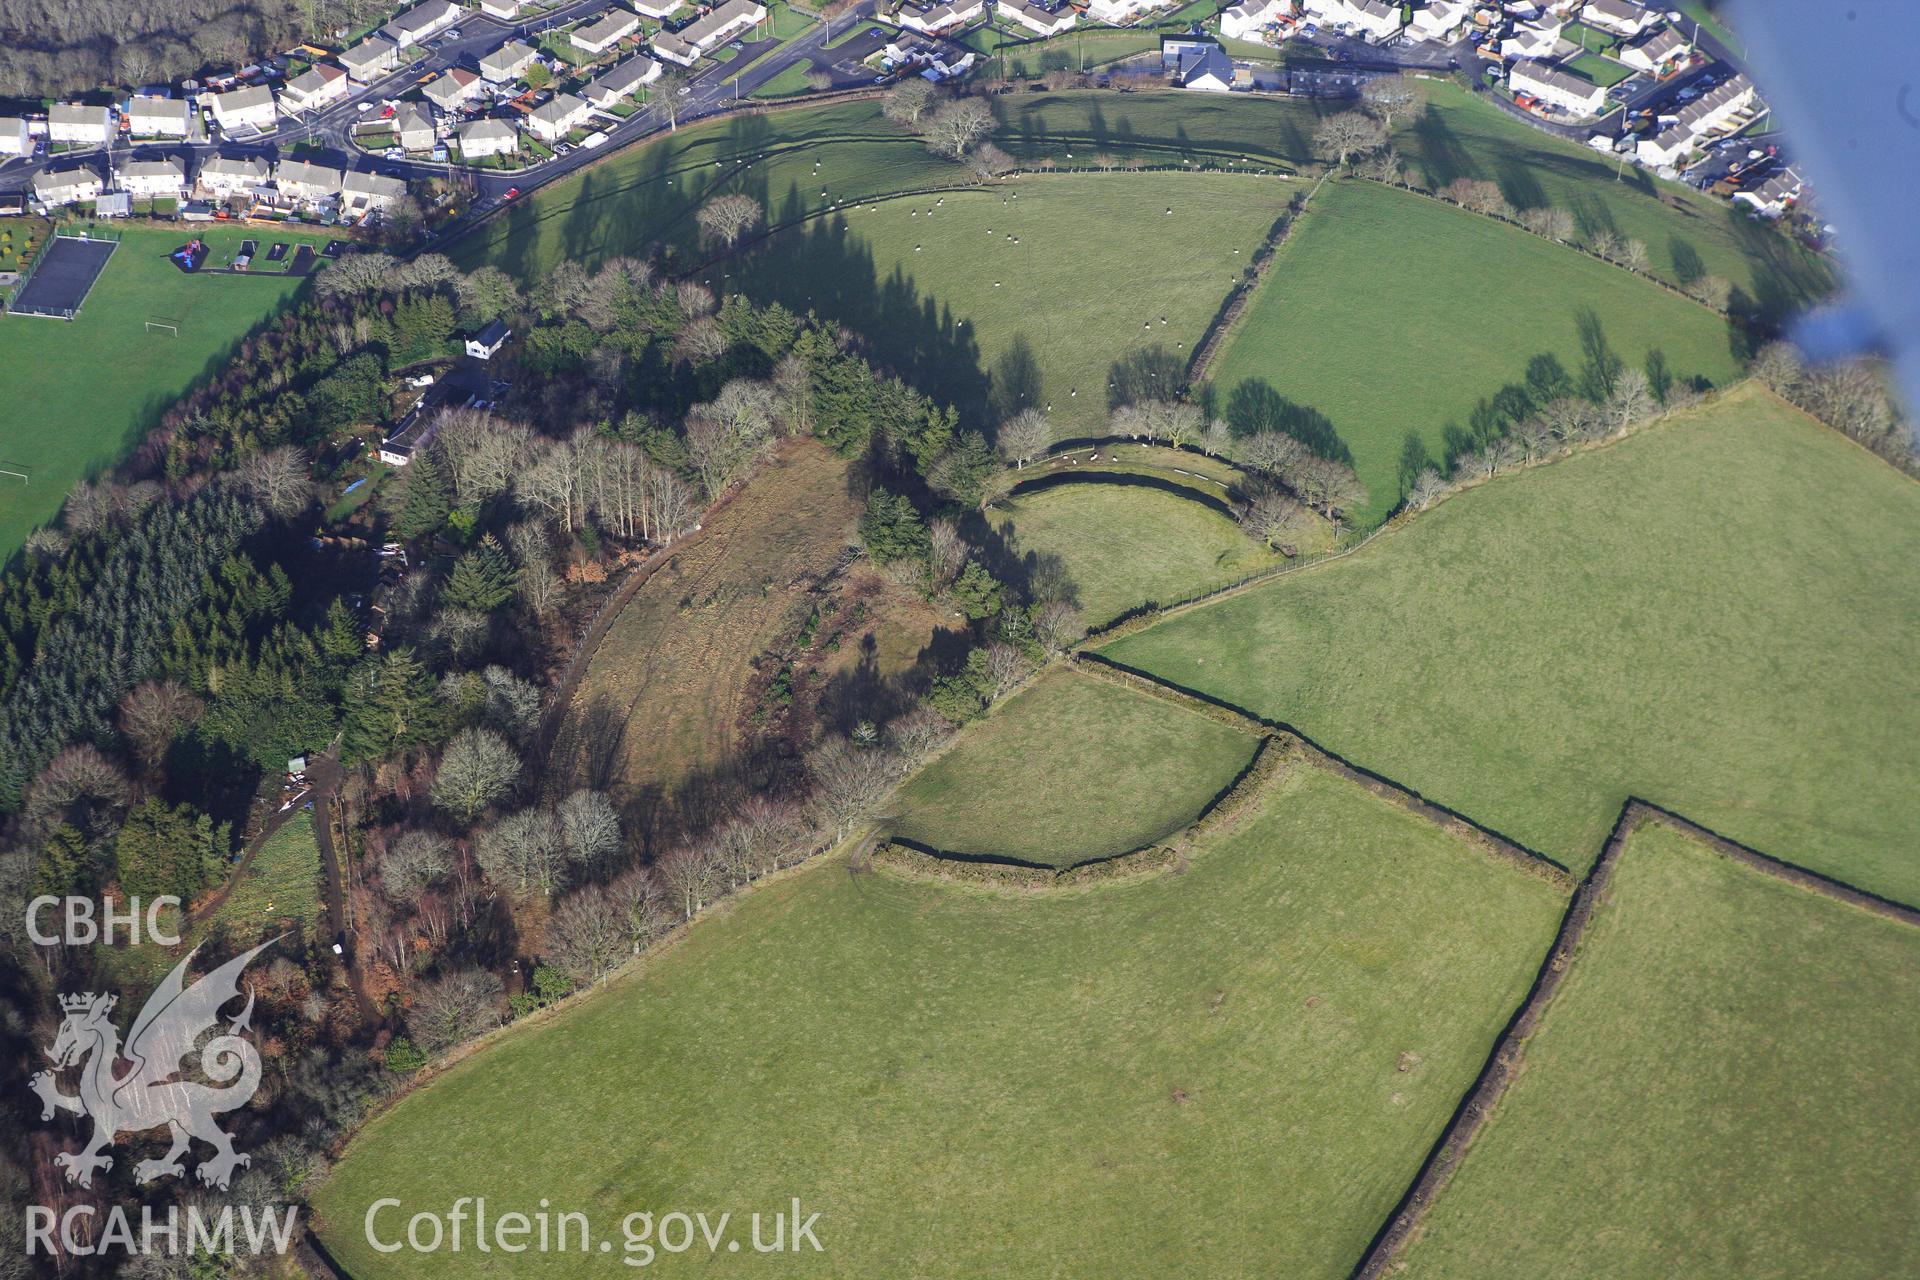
top-left (31, 939), bottom-right (277, 1191)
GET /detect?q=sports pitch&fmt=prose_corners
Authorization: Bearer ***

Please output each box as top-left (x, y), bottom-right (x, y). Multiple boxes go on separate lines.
top-left (6, 233), bottom-right (117, 318)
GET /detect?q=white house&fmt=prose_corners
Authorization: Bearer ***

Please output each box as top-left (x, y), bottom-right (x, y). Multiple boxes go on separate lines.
top-left (115, 158), bottom-right (186, 199)
top-left (681, 0), bottom-right (768, 51)
top-left (1510, 60), bottom-right (1605, 116)
top-left (1165, 38), bottom-right (1234, 91)
top-left (998, 0), bottom-right (1075, 35)
top-left (584, 56), bottom-right (661, 106)
top-left (573, 7), bottom-right (642, 55)
top-left (457, 117), bottom-right (520, 158)
top-left (127, 96), bottom-right (193, 138)
top-left (478, 0), bottom-right (522, 16)
top-left (466, 319), bottom-right (511, 358)
top-left (895, 0), bottom-right (984, 34)
top-left (1303, 0), bottom-right (1402, 40)
top-left (1635, 122), bottom-right (1691, 168)
top-left (197, 153), bottom-right (271, 198)
top-left (393, 102), bottom-right (437, 150)
top-left (424, 67), bottom-right (485, 110)
top-left (1618, 24), bottom-right (1688, 73)
top-left (1409, 0), bottom-right (1472, 42)
top-left (274, 158), bottom-right (345, 205)
top-left (341, 37), bottom-right (402, 83)
top-left (1083, 0), bottom-right (1172, 23)
top-left (207, 84), bottom-right (279, 134)
top-left (283, 62), bottom-right (352, 112)
top-left (528, 92), bottom-right (592, 141)
top-left (480, 40), bottom-right (539, 83)
top-left (382, 0), bottom-right (464, 49)
top-left (32, 166), bottom-right (103, 207)
top-left (630, 0), bottom-right (682, 14)
top-left (1501, 19), bottom-right (1565, 59)
top-left (1218, 0), bottom-right (1286, 41)
top-left (343, 168), bottom-right (407, 214)
top-left (0, 117), bottom-right (29, 157)
top-left (1732, 167), bottom-right (1802, 219)
top-left (1580, 0), bottom-right (1654, 38)
top-left (48, 104), bottom-right (111, 147)
top-left (1674, 72), bottom-right (1756, 138)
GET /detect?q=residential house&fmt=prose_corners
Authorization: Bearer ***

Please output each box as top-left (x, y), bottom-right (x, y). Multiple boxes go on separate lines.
top-left (114, 157), bottom-right (187, 199)
top-left (1218, 0), bottom-right (1286, 41)
top-left (393, 102), bottom-right (437, 150)
top-left (1634, 121), bottom-right (1691, 168)
top-left (1501, 19), bottom-right (1565, 59)
top-left (32, 166), bottom-right (103, 207)
top-left (48, 104), bottom-right (111, 147)
top-left (998, 0), bottom-right (1075, 36)
top-left (341, 37), bottom-right (402, 83)
top-left (457, 117), bottom-right (520, 158)
top-left (895, 0), bottom-right (984, 34)
top-left (197, 154), bottom-right (272, 198)
top-left (1083, 0), bottom-right (1172, 23)
top-left (342, 168), bottom-right (408, 214)
top-left (206, 84), bottom-right (279, 134)
top-left (1164, 37), bottom-right (1234, 91)
top-left (466, 319), bottom-right (511, 358)
top-left (1673, 72), bottom-right (1756, 139)
top-left (424, 67), bottom-right (485, 110)
top-left (1509, 60), bottom-right (1605, 115)
top-left (1618, 24), bottom-right (1688, 73)
top-left (127, 96), bottom-right (193, 138)
top-left (382, 0), bottom-right (464, 49)
top-left (480, 40), bottom-right (539, 83)
top-left (1408, 0), bottom-right (1472, 41)
top-left (573, 7), bottom-right (642, 56)
top-left (658, 0), bottom-right (767, 60)
top-left (274, 158), bottom-right (345, 206)
top-left (1732, 166), bottom-right (1803, 219)
top-left (527, 92), bottom-right (592, 141)
top-left (1302, 0), bottom-right (1403, 39)
top-left (584, 56), bottom-right (662, 106)
top-left (478, 0), bottom-right (523, 15)
top-left (0, 117), bottom-right (28, 157)
top-left (283, 62), bottom-right (351, 111)
top-left (630, 0), bottom-right (682, 14)
top-left (1580, 0), bottom-right (1654, 37)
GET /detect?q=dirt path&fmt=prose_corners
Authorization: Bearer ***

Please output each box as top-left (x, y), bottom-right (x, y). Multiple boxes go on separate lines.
top-left (311, 772), bottom-right (381, 1029)
top-left (186, 754), bottom-right (342, 927)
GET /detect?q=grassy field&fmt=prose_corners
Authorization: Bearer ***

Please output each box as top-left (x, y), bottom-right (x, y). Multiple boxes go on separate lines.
top-left (117, 809), bottom-right (324, 985)
top-left (890, 667), bottom-right (1259, 865)
top-left (0, 223), bottom-right (331, 559)
top-left (1564, 50), bottom-right (1632, 88)
top-left (992, 85), bottom-right (1830, 314)
top-left (721, 171), bottom-right (1285, 440)
top-left (988, 480), bottom-right (1287, 627)
top-left (1401, 822), bottom-right (1920, 1278)
top-left (1101, 386), bottom-right (1920, 904)
top-left (1207, 179), bottom-right (1743, 524)
top-left (551, 439), bottom-right (940, 836)
top-left (314, 763), bottom-right (1565, 1278)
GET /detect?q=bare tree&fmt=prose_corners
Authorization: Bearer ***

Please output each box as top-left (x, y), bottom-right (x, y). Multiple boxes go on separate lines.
top-left (982, 642), bottom-right (1031, 699)
top-left (970, 142), bottom-right (1014, 181)
top-left (608, 867), bottom-right (669, 953)
top-left (507, 521), bottom-right (562, 618)
top-left (1510, 415), bottom-right (1555, 462)
top-left (408, 968), bottom-right (502, 1053)
top-left (1360, 74), bottom-right (1426, 132)
top-left (1621, 238), bottom-right (1650, 274)
top-left (1313, 111), bottom-right (1386, 169)
top-left (807, 736), bottom-right (899, 839)
top-left (1685, 274), bottom-right (1733, 310)
top-left (1589, 229), bottom-right (1623, 262)
top-left (922, 97), bottom-right (995, 160)
top-left (557, 789), bottom-right (622, 875)
top-left (1605, 367), bottom-right (1656, 432)
top-left (1519, 205), bottom-right (1576, 242)
top-left (998, 408), bottom-right (1050, 468)
top-left (548, 887), bottom-right (627, 983)
top-left (118, 680), bottom-right (203, 771)
top-left (928, 518), bottom-right (966, 593)
top-left (658, 842), bottom-right (719, 918)
top-left (475, 807), bottom-right (570, 896)
top-left (885, 705), bottom-right (954, 763)
top-left (383, 830), bottom-right (453, 902)
top-left (237, 446), bottom-right (314, 518)
top-left (1407, 466), bottom-right (1448, 510)
top-left (1202, 417), bottom-right (1232, 457)
top-left (882, 79), bottom-right (936, 127)
top-left (673, 315), bottom-right (731, 366)
top-left (1239, 485), bottom-right (1312, 551)
top-left (1749, 341), bottom-right (1808, 397)
top-left (772, 353), bottom-right (813, 436)
top-left (1293, 455), bottom-right (1368, 523)
top-left (656, 67), bottom-right (691, 130)
top-left (1031, 598), bottom-right (1083, 654)
top-left (1239, 430), bottom-right (1306, 479)
top-left (695, 194), bottom-right (764, 250)
top-left (437, 410), bottom-right (532, 507)
top-left (431, 728), bottom-right (520, 823)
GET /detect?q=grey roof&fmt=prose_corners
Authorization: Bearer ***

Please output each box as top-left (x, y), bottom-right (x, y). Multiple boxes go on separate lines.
top-left (118, 158), bottom-right (186, 181)
top-left (1674, 72), bottom-right (1754, 132)
top-left (49, 103), bottom-right (110, 130)
top-left (1625, 25), bottom-right (1687, 60)
top-left (342, 37), bottom-right (400, 71)
top-left (383, 0), bottom-right (462, 40)
top-left (287, 63), bottom-right (347, 96)
top-left (275, 158), bottom-right (345, 191)
top-left (458, 117), bottom-right (520, 143)
top-left (209, 83), bottom-right (277, 114)
top-left (587, 55), bottom-right (658, 98)
top-left (677, 0), bottom-right (764, 49)
top-left (481, 40), bottom-right (538, 74)
top-left (344, 169), bottom-right (407, 199)
top-left (34, 166), bottom-right (100, 194)
top-left (531, 92), bottom-right (590, 128)
top-left (1584, 0), bottom-right (1646, 23)
top-left (200, 154), bottom-right (272, 182)
top-left (128, 97), bottom-right (192, 126)
top-left (393, 102), bottom-right (435, 138)
top-left (1512, 61), bottom-right (1603, 101)
top-left (574, 7), bottom-right (640, 46)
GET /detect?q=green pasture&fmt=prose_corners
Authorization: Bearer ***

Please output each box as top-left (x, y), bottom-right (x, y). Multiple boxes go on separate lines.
top-left (1101, 386), bottom-right (1920, 904)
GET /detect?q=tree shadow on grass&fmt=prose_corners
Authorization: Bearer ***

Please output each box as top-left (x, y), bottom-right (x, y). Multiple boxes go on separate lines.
top-left (1223, 378), bottom-right (1351, 464)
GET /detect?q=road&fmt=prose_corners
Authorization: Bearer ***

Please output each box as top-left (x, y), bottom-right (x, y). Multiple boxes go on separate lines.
top-left (0, 0), bottom-right (877, 224)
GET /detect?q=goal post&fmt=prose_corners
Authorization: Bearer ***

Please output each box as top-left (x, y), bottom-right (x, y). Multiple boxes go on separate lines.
top-left (145, 319), bottom-right (180, 337)
top-left (0, 463), bottom-right (29, 485)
